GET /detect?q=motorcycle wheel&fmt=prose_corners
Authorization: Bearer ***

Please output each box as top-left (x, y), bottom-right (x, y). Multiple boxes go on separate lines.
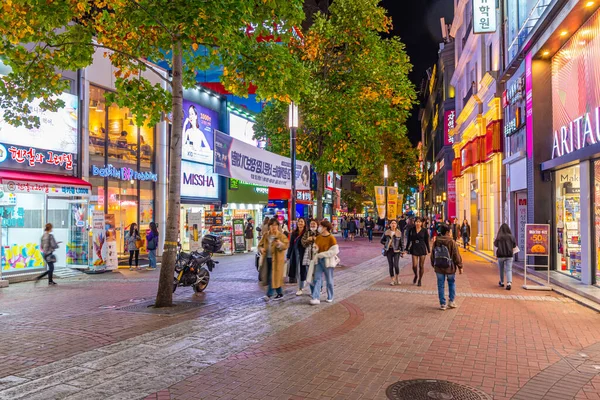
top-left (173, 278), bottom-right (178, 293)
top-left (193, 269), bottom-right (210, 293)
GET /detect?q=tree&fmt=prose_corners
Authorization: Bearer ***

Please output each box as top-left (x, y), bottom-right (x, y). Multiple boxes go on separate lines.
top-left (0, 0), bottom-right (305, 307)
top-left (254, 0), bottom-right (416, 219)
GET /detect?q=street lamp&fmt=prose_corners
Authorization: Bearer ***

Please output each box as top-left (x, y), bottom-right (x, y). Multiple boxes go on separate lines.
top-left (384, 165), bottom-right (389, 227)
top-left (289, 102), bottom-right (299, 226)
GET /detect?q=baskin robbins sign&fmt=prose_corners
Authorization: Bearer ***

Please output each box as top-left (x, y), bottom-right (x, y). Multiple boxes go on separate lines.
top-left (92, 165), bottom-right (158, 182)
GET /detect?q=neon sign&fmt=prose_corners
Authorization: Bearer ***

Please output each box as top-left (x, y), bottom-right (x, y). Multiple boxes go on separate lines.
top-left (92, 165), bottom-right (158, 182)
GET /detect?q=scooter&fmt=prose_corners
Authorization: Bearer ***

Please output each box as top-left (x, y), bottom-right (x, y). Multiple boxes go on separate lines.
top-left (173, 234), bottom-right (222, 293)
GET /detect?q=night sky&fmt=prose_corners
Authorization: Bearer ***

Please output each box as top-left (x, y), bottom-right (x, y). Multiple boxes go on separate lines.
top-left (381, 0), bottom-right (454, 145)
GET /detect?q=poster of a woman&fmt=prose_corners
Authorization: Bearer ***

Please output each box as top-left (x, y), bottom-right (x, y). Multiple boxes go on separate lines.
top-left (182, 101), bottom-right (217, 165)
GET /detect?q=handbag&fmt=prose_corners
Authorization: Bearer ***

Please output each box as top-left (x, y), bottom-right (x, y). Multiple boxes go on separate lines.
top-left (44, 253), bottom-right (57, 263)
top-left (513, 246), bottom-right (520, 254)
top-left (136, 239), bottom-right (144, 249)
top-left (332, 255), bottom-right (341, 268)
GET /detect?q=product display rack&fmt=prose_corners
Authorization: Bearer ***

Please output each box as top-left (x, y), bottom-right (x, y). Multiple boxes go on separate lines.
top-left (563, 194), bottom-right (581, 277)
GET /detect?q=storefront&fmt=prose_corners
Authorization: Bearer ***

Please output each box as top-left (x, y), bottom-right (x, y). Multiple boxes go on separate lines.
top-left (0, 90), bottom-right (91, 278)
top-left (225, 178), bottom-right (267, 249)
top-left (502, 68), bottom-right (528, 261)
top-left (539, 9), bottom-right (600, 285)
top-left (88, 86), bottom-right (157, 256)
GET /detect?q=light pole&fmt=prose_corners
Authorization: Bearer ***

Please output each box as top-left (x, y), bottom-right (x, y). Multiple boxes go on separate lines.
top-left (289, 102), bottom-right (299, 226)
top-left (384, 164), bottom-right (388, 228)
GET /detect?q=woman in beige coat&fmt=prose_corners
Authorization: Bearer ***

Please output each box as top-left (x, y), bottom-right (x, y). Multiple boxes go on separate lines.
top-left (258, 218), bottom-right (289, 301)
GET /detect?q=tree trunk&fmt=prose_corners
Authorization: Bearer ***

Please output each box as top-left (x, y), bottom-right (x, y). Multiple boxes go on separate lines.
top-left (155, 42), bottom-right (183, 308)
top-left (316, 172), bottom-right (324, 220)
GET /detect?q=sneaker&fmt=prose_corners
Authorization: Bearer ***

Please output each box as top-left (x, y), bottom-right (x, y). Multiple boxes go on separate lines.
top-left (448, 301), bottom-right (457, 309)
top-left (263, 295), bottom-right (272, 302)
top-left (309, 299), bottom-right (321, 305)
top-left (417, 280), bottom-right (422, 287)
top-left (499, 281), bottom-right (504, 287)
top-left (296, 289), bottom-right (303, 296)
top-left (506, 283), bottom-right (512, 291)
top-left (390, 281), bottom-right (396, 286)
top-left (440, 304), bottom-right (447, 310)
top-left (326, 298), bottom-right (333, 303)
top-left (48, 281), bottom-right (57, 286)
top-left (274, 294), bottom-right (284, 300)
top-left (129, 267), bottom-right (133, 271)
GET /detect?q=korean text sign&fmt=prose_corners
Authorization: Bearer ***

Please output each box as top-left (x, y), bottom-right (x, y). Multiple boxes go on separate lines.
top-left (525, 224), bottom-right (550, 256)
top-left (473, 0), bottom-right (497, 34)
top-left (214, 130), bottom-right (310, 190)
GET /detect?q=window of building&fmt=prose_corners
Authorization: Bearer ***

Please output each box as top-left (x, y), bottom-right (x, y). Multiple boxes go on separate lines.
top-left (555, 165), bottom-right (581, 279)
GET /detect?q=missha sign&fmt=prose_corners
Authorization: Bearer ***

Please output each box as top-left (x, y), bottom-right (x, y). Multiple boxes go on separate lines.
top-left (181, 161), bottom-right (219, 199)
top-left (551, 108), bottom-right (600, 159)
top-left (92, 165), bottom-right (158, 182)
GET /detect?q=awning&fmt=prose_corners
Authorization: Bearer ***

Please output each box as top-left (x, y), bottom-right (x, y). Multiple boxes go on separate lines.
top-left (0, 170), bottom-right (91, 187)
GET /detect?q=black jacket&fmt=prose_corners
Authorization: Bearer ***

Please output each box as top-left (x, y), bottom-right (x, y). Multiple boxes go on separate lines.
top-left (381, 229), bottom-right (404, 253)
top-left (494, 233), bottom-right (517, 258)
top-left (461, 224), bottom-right (471, 238)
top-left (398, 219), bottom-right (407, 232)
top-left (365, 220), bottom-right (375, 230)
top-left (406, 227), bottom-right (430, 256)
top-left (286, 230), bottom-right (307, 278)
top-left (244, 222), bottom-right (254, 239)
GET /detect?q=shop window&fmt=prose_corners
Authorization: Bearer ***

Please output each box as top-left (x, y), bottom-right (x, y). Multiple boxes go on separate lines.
top-left (555, 165), bottom-right (581, 279)
top-left (107, 104), bottom-right (137, 165)
top-left (89, 88), bottom-right (107, 165)
top-left (139, 122), bottom-right (154, 169)
top-left (139, 181), bottom-right (154, 227)
top-left (594, 160), bottom-right (600, 285)
top-left (107, 179), bottom-right (138, 254)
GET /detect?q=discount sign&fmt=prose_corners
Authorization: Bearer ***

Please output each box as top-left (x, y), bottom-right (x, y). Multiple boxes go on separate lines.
top-left (525, 224), bottom-right (550, 256)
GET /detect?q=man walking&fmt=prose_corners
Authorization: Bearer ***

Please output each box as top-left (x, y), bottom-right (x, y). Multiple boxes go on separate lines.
top-left (244, 218), bottom-right (255, 252)
top-left (431, 224), bottom-right (463, 310)
top-left (340, 216), bottom-right (348, 241)
top-left (365, 216), bottom-right (375, 242)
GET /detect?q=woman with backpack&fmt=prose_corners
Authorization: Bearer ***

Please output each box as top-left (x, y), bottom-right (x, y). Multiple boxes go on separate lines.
top-left (127, 223), bottom-right (141, 271)
top-left (146, 222), bottom-right (159, 270)
top-left (494, 223), bottom-right (517, 290)
top-left (381, 220), bottom-right (404, 286)
top-left (431, 224), bottom-right (463, 310)
top-left (405, 217), bottom-right (430, 287)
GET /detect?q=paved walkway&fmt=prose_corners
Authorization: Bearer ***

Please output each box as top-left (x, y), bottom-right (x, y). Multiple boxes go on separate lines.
top-left (0, 239), bottom-right (599, 399)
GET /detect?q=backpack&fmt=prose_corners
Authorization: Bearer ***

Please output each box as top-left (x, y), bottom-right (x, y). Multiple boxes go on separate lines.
top-left (433, 242), bottom-right (452, 269)
top-left (147, 235), bottom-right (158, 250)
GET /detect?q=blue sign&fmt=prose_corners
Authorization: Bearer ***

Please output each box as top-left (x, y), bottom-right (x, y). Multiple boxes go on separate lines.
top-left (92, 165), bottom-right (157, 182)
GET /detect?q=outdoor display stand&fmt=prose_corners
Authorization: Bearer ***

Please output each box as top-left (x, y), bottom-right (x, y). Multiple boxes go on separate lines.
top-left (523, 223), bottom-right (552, 291)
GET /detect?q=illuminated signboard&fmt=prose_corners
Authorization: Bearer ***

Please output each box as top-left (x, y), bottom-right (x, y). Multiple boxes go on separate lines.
top-left (473, 0), bottom-right (497, 34)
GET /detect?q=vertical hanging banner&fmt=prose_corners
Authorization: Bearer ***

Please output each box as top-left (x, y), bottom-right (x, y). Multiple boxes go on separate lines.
top-left (473, 0), bottom-right (497, 34)
top-left (374, 186), bottom-right (386, 219)
top-left (397, 193), bottom-right (404, 217)
top-left (387, 187), bottom-right (398, 221)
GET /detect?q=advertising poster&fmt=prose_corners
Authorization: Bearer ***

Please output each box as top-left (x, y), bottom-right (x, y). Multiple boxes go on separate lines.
top-left (397, 194), bottom-right (404, 218)
top-left (182, 100), bottom-right (217, 165)
top-left (188, 212), bottom-right (203, 251)
top-left (214, 130), bottom-right (311, 190)
top-left (387, 187), bottom-right (398, 221)
top-left (229, 113), bottom-right (260, 147)
top-left (525, 224), bottom-right (550, 256)
top-left (232, 218), bottom-right (246, 253)
top-left (515, 192), bottom-right (527, 260)
top-left (374, 186), bottom-right (386, 219)
top-left (91, 210), bottom-right (106, 271)
top-left (447, 170), bottom-right (457, 220)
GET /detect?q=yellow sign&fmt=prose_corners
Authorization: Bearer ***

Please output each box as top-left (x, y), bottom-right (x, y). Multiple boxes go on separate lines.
top-left (387, 187), bottom-right (398, 221)
top-left (375, 186), bottom-right (386, 218)
top-left (397, 193), bottom-right (404, 217)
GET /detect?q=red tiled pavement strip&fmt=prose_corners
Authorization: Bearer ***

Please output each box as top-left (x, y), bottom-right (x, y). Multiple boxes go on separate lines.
top-left (144, 249), bottom-right (600, 400)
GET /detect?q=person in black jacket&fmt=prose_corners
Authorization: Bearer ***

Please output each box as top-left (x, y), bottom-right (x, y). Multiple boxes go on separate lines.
top-left (381, 220), bottom-right (404, 285)
top-left (286, 218), bottom-right (307, 285)
top-left (348, 218), bottom-right (357, 241)
top-left (365, 216), bottom-right (375, 242)
top-left (461, 220), bottom-right (471, 250)
top-left (494, 223), bottom-right (517, 290)
top-left (405, 217), bottom-right (430, 286)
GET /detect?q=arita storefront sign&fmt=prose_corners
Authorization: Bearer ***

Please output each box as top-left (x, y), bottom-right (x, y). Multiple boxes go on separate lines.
top-left (551, 107), bottom-right (600, 159)
top-left (92, 164), bottom-right (158, 182)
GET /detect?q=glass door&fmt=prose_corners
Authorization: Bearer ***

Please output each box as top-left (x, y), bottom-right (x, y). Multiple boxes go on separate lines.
top-left (46, 196), bottom-right (89, 268)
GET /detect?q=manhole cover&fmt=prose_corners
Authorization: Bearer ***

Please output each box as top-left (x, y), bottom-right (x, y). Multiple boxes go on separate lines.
top-left (118, 300), bottom-right (208, 316)
top-left (386, 380), bottom-right (492, 400)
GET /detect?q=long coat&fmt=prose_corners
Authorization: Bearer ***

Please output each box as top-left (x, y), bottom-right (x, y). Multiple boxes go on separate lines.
top-left (257, 232), bottom-right (289, 289)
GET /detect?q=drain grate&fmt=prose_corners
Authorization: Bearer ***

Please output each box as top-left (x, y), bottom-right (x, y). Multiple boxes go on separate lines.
top-left (117, 300), bottom-right (208, 316)
top-left (386, 380), bottom-right (492, 400)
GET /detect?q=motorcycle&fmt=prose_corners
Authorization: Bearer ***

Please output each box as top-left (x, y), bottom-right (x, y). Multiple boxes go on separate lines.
top-left (173, 234), bottom-right (222, 293)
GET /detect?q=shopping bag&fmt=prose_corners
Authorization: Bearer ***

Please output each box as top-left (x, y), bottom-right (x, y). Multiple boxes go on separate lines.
top-left (513, 246), bottom-right (520, 254)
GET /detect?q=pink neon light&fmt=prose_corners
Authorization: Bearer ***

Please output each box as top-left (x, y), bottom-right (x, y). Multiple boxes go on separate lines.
top-left (525, 52), bottom-right (533, 159)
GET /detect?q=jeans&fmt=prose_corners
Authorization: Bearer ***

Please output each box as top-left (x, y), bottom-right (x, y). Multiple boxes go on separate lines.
top-left (436, 272), bottom-right (456, 305)
top-left (129, 250), bottom-right (139, 267)
top-left (312, 258), bottom-right (334, 300)
top-left (148, 249), bottom-right (157, 268)
top-left (462, 235), bottom-right (469, 249)
top-left (367, 229), bottom-right (373, 242)
top-left (343, 229), bottom-right (349, 239)
top-left (497, 257), bottom-right (513, 284)
top-left (386, 250), bottom-right (400, 277)
top-left (298, 263), bottom-right (308, 289)
top-left (37, 261), bottom-right (55, 282)
top-left (266, 258), bottom-right (283, 297)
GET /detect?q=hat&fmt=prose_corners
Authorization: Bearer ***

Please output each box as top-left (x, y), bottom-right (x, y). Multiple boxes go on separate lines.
top-left (247, 217), bottom-right (253, 221)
